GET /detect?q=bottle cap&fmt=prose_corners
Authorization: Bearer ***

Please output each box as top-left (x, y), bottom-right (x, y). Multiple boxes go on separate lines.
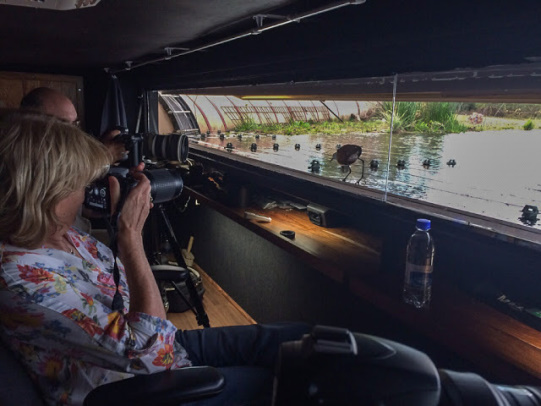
top-left (416, 218), bottom-right (431, 231)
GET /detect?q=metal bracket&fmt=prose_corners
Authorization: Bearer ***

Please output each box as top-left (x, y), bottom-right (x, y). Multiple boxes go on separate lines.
top-left (164, 47), bottom-right (191, 60)
top-left (253, 14), bottom-right (288, 28)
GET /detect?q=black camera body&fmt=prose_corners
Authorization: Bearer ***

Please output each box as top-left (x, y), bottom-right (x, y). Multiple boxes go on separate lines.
top-left (84, 166), bottom-right (185, 214)
top-left (84, 167), bottom-right (131, 213)
top-left (115, 131), bottom-right (143, 150)
top-left (84, 130), bottom-right (189, 213)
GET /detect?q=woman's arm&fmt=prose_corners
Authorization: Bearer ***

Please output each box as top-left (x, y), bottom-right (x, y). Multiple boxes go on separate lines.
top-left (112, 165), bottom-right (165, 320)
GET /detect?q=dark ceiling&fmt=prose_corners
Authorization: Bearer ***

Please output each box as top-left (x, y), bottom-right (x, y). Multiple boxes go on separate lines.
top-left (0, 0), bottom-right (296, 70)
top-left (2, 0), bottom-right (541, 90)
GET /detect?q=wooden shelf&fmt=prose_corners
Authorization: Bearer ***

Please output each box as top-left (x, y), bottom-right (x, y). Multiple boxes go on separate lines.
top-left (185, 186), bottom-right (382, 283)
top-left (349, 273), bottom-right (541, 384)
top-left (184, 186), bottom-right (541, 385)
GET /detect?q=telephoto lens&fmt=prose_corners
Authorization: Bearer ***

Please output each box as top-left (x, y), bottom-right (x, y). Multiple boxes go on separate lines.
top-left (145, 133), bottom-right (189, 163)
top-left (438, 369), bottom-right (541, 406)
top-left (144, 168), bottom-right (184, 204)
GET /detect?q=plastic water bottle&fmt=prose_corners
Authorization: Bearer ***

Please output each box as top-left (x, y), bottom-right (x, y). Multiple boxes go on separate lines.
top-left (403, 219), bottom-right (435, 309)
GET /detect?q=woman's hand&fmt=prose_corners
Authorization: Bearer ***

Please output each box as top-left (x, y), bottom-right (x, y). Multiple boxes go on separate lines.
top-left (116, 163), bottom-right (153, 239)
top-left (108, 162), bottom-right (153, 217)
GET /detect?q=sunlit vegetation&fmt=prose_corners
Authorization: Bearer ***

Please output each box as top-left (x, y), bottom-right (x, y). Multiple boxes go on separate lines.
top-left (380, 102), bottom-right (467, 134)
top-left (232, 102), bottom-right (541, 135)
top-left (233, 115), bottom-right (385, 135)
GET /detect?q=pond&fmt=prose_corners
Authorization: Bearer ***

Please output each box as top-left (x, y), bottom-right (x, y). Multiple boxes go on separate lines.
top-left (195, 129), bottom-right (541, 230)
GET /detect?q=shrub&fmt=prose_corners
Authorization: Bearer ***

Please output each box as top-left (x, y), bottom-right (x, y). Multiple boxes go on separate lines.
top-left (414, 121), bottom-right (430, 133)
top-left (419, 103), bottom-right (467, 134)
top-left (523, 119), bottom-right (535, 131)
top-left (234, 115), bottom-right (258, 132)
top-left (379, 101), bottom-right (420, 132)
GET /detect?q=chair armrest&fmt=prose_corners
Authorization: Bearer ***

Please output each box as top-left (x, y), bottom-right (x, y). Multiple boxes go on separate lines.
top-left (151, 264), bottom-right (190, 283)
top-left (83, 366), bottom-right (225, 406)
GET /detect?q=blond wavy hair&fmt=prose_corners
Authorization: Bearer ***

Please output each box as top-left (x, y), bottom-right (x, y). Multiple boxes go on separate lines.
top-left (0, 110), bottom-right (112, 248)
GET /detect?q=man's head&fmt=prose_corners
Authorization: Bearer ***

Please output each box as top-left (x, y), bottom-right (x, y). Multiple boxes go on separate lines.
top-left (20, 87), bottom-right (78, 124)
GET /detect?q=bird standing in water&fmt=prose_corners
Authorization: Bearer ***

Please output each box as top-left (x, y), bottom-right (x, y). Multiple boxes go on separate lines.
top-left (330, 144), bottom-right (364, 183)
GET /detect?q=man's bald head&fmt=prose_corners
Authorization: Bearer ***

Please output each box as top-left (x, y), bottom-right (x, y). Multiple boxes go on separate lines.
top-left (20, 87), bottom-right (78, 124)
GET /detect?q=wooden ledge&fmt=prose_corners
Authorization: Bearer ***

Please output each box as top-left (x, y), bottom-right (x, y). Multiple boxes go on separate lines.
top-left (185, 186), bottom-right (382, 283)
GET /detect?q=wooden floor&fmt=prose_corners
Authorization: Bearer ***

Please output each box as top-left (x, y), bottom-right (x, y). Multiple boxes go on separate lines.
top-left (167, 264), bottom-right (256, 330)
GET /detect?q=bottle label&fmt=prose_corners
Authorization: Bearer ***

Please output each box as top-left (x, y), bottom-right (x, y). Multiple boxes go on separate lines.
top-left (405, 263), bottom-right (433, 288)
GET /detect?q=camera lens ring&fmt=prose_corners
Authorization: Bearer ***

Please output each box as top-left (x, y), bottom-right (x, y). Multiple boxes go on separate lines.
top-left (177, 134), bottom-right (189, 162)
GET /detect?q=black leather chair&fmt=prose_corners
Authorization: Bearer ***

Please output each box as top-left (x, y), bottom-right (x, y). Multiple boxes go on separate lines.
top-left (0, 338), bottom-right (224, 406)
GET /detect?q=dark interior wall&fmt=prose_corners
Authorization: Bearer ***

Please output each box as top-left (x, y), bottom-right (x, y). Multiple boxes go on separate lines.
top-left (176, 204), bottom-right (352, 325)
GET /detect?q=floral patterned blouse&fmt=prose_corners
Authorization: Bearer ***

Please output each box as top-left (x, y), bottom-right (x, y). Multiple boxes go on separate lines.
top-left (0, 228), bottom-right (191, 406)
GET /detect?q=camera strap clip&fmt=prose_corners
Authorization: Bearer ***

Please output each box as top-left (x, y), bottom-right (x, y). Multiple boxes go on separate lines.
top-left (311, 325), bottom-right (358, 356)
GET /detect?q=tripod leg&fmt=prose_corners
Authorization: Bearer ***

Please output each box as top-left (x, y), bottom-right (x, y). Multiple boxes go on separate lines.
top-left (157, 204), bottom-right (210, 328)
top-left (173, 277), bottom-right (210, 328)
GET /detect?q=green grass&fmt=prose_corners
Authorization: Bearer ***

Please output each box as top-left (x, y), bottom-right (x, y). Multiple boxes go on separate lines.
top-left (232, 117), bottom-right (380, 135)
top-left (458, 103), bottom-right (541, 119)
top-left (456, 114), bottom-right (541, 131)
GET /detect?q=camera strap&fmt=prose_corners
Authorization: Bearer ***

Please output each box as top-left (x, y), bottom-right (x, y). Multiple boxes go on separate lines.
top-left (107, 180), bottom-right (133, 313)
top-left (110, 241), bottom-right (124, 313)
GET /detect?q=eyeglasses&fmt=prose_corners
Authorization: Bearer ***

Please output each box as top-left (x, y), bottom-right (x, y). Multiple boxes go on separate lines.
top-left (59, 118), bottom-right (81, 128)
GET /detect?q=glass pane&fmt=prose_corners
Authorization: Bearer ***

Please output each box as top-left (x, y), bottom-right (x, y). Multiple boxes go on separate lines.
top-left (157, 90), bottom-right (541, 232)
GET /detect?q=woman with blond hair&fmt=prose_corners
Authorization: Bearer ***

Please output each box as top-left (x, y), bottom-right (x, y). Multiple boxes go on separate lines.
top-left (0, 110), bottom-right (310, 406)
top-left (0, 110), bottom-right (186, 405)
